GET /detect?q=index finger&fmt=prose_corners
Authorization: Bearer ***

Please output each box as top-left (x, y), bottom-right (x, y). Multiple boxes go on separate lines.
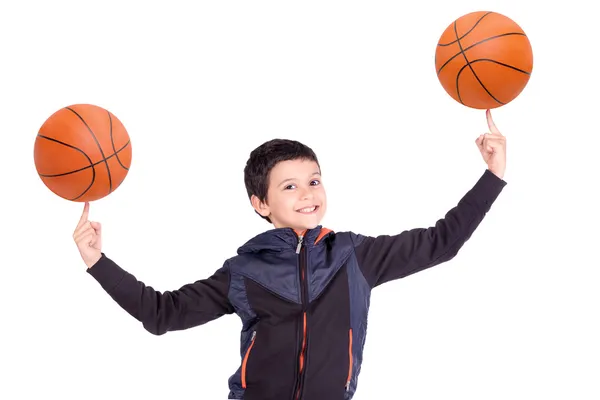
top-left (77, 201), bottom-right (90, 228)
top-left (486, 109), bottom-right (501, 135)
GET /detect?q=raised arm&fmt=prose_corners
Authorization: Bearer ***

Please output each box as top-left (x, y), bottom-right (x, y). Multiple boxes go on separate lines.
top-left (355, 110), bottom-right (508, 288)
top-left (73, 202), bottom-right (234, 335)
top-left (355, 169), bottom-right (506, 288)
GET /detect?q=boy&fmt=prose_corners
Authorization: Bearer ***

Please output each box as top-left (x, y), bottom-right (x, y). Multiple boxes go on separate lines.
top-left (73, 110), bottom-right (507, 400)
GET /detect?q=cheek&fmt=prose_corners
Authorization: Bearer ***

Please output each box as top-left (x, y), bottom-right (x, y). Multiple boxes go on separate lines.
top-left (271, 193), bottom-right (296, 212)
top-left (316, 187), bottom-right (327, 201)
top-left (286, 196), bottom-right (300, 209)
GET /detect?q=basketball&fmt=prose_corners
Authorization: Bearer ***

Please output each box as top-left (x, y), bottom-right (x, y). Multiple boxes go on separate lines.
top-left (435, 11), bottom-right (533, 109)
top-left (34, 104), bottom-right (133, 202)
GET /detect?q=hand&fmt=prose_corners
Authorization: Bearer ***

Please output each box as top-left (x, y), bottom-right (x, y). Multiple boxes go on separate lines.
top-left (475, 109), bottom-right (506, 180)
top-left (73, 202), bottom-right (102, 269)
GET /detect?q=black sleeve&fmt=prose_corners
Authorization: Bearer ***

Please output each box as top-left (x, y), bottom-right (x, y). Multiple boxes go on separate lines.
top-left (355, 169), bottom-right (507, 288)
top-left (86, 254), bottom-right (235, 335)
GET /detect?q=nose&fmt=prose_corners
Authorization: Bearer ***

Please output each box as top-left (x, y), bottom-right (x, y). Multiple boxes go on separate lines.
top-left (299, 186), bottom-right (313, 200)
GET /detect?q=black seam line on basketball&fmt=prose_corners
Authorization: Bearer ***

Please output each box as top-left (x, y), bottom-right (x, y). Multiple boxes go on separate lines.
top-left (437, 32), bottom-right (526, 75)
top-left (107, 110), bottom-right (129, 171)
top-left (453, 20), bottom-right (504, 106)
top-left (36, 134), bottom-right (96, 201)
top-left (458, 58), bottom-right (531, 77)
top-left (65, 107), bottom-right (114, 194)
top-left (36, 137), bottom-right (130, 177)
top-left (438, 12), bottom-right (493, 46)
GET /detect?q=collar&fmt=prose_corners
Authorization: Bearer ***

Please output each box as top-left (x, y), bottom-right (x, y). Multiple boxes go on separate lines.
top-left (237, 225), bottom-right (333, 254)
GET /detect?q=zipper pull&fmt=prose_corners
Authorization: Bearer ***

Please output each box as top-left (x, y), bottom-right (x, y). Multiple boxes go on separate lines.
top-left (296, 235), bottom-right (304, 254)
top-left (251, 330), bottom-right (256, 341)
top-left (346, 381), bottom-right (350, 391)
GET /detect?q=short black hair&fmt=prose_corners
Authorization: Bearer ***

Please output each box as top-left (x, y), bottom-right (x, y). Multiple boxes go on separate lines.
top-left (244, 139), bottom-right (320, 223)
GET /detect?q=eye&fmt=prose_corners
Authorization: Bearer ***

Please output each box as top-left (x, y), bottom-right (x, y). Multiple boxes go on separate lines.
top-left (310, 180), bottom-right (320, 186)
top-left (284, 184), bottom-right (296, 190)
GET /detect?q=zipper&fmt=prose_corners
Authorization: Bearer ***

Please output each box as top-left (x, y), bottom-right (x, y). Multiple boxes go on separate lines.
top-left (241, 330), bottom-right (257, 389)
top-left (293, 235), bottom-right (308, 400)
top-left (295, 235), bottom-right (304, 254)
top-left (346, 328), bottom-right (353, 391)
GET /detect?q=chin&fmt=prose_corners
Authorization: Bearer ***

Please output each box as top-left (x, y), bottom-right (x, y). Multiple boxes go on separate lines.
top-left (286, 208), bottom-right (326, 231)
top-left (298, 216), bottom-right (323, 230)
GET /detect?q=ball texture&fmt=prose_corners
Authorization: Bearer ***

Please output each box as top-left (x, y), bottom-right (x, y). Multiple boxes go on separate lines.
top-left (435, 11), bottom-right (533, 109)
top-left (34, 104), bottom-right (132, 202)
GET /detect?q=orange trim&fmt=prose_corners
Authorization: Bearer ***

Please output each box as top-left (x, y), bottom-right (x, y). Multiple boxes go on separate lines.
top-left (241, 332), bottom-right (257, 389)
top-left (299, 312), bottom-right (307, 372)
top-left (315, 228), bottom-right (332, 244)
top-left (294, 313), bottom-right (308, 400)
top-left (347, 329), bottom-right (353, 388)
top-left (292, 227), bottom-right (333, 245)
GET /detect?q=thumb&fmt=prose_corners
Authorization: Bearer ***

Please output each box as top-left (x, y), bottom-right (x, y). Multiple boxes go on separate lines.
top-left (475, 134), bottom-right (484, 151)
top-left (90, 221), bottom-right (102, 232)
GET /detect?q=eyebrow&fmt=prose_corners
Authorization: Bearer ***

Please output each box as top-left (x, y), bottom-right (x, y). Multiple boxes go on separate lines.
top-left (278, 172), bottom-right (321, 187)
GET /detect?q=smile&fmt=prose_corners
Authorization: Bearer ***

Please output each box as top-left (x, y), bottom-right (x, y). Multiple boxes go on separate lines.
top-left (296, 206), bottom-right (319, 214)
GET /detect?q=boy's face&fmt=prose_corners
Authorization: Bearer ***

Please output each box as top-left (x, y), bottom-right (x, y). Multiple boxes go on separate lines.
top-left (252, 159), bottom-right (327, 232)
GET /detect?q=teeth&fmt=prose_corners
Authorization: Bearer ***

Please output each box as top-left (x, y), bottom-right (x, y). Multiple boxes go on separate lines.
top-left (298, 206), bottom-right (316, 213)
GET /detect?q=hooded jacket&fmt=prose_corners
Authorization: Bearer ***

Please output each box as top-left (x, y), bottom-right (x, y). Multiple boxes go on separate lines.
top-left (87, 169), bottom-right (506, 399)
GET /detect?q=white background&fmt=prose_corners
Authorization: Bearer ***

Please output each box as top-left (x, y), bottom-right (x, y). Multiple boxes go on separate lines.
top-left (1, 0), bottom-right (599, 399)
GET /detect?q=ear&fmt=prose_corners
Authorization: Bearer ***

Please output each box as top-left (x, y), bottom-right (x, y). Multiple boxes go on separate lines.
top-left (251, 194), bottom-right (270, 218)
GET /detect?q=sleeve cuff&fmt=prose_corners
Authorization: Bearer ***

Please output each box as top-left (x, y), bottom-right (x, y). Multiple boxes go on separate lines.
top-left (86, 253), bottom-right (126, 293)
top-left (464, 169), bottom-right (507, 213)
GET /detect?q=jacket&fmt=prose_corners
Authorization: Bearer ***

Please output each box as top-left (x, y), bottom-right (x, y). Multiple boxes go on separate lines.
top-left (87, 169), bottom-right (506, 399)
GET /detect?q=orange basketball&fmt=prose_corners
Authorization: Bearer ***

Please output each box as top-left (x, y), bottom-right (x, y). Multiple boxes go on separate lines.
top-left (435, 11), bottom-right (533, 109)
top-left (34, 104), bottom-right (133, 202)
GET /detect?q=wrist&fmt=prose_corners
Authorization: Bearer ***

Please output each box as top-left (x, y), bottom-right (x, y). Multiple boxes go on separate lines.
top-left (86, 253), bottom-right (102, 269)
top-left (489, 168), bottom-right (504, 180)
